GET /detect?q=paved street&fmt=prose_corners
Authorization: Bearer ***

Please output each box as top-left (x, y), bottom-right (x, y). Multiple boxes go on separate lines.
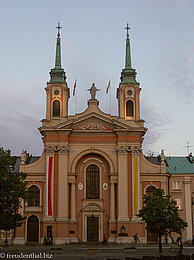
top-left (0, 244), bottom-right (194, 260)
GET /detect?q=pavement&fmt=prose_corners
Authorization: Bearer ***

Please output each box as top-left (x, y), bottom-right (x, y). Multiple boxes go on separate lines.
top-left (0, 244), bottom-right (194, 260)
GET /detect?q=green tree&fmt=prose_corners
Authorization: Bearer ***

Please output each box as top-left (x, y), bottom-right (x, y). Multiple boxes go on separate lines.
top-left (166, 195), bottom-right (187, 243)
top-left (137, 188), bottom-right (187, 253)
top-left (0, 147), bottom-right (30, 244)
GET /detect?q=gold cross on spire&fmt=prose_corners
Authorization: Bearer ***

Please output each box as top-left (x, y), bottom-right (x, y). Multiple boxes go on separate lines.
top-left (56, 22), bottom-right (62, 38)
top-left (125, 23), bottom-right (131, 38)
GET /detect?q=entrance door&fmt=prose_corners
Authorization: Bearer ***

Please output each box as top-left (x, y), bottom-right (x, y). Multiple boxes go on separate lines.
top-left (87, 217), bottom-right (99, 241)
top-left (27, 215), bottom-right (39, 242)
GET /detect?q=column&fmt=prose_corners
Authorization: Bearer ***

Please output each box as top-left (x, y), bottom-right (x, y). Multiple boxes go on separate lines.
top-left (56, 146), bottom-right (69, 221)
top-left (131, 146), bottom-right (141, 221)
top-left (184, 176), bottom-right (192, 241)
top-left (117, 146), bottom-right (129, 222)
top-left (109, 181), bottom-right (116, 222)
top-left (43, 146), bottom-right (55, 220)
top-left (70, 180), bottom-right (76, 222)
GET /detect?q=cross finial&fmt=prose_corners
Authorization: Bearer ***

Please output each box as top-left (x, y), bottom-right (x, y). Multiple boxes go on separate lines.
top-left (125, 23), bottom-right (131, 38)
top-left (56, 22), bottom-right (62, 38)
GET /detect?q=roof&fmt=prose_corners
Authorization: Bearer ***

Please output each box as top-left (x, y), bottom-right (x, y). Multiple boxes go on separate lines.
top-left (14, 156), bottom-right (40, 173)
top-left (165, 156), bottom-right (194, 174)
top-left (145, 156), bottom-right (161, 165)
top-left (145, 155), bottom-right (194, 174)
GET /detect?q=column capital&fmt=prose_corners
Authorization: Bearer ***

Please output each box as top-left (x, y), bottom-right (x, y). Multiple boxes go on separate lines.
top-left (44, 145), bottom-right (56, 155)
top-left (58, 145), bottom-right (69, 155)
top-left (116, 145), bottom-right (131, 154)
top-left (184, 176), bottom-right (191, 184)
top-left (131, 146), bottom-right (141, 155)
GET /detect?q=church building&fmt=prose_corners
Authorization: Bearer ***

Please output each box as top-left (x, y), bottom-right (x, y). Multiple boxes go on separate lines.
top-left (10, 25), bottom-right (193, 245)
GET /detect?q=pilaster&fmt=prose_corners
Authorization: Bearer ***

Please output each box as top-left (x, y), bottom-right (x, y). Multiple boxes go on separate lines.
top-left (109, 179), bottom-right (116, 223)
top-left (184, 176), bottom-right (192, 241)
top-left (117, 146), bottom-right (130, 222)
top-left (70, 180), bottom-right (76, 223)
top-left (131, 146), bottom-right (141, 220)
top-left (45, 87), bottom-right (51, 121)
top-left (56, 146), bottom-right (69, 222)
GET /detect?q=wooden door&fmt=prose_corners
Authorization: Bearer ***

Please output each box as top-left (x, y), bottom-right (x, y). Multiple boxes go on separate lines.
top-left (27, 215), bottom-right (39, 242)
top-left (87, 217), bottom-right (99, 241)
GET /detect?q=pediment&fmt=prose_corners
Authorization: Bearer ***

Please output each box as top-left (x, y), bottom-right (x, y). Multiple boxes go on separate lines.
top-left (53, 112), bottom-right (132, 131)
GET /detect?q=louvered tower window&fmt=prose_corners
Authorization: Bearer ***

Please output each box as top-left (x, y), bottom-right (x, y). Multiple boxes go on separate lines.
top-left (86, 164), bottom-right (100, 199)
top-left (53, 100), bottom-right (60, 117)
top-left (28, 185), bottom-right (40, 206)
top-left (126, 100), bottom-right (134, 117)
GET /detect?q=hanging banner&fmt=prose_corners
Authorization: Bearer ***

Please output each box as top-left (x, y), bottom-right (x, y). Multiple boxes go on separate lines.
top-left (46, 156), bottom-right (53, 216)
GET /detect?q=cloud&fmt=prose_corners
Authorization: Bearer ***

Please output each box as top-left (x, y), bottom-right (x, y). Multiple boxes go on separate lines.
top-left (155, 46), bottom-right (194, 102)
top-left (0, 110), bottom-right (42, 155)
top-left (141, 98), bottom-right (174, 154)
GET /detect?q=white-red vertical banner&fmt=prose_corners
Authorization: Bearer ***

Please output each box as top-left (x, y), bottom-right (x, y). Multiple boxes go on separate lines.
top-left (46, 156), bottom-right (54, 216)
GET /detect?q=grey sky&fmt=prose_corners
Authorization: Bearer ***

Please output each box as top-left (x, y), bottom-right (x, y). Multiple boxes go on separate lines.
top-left (0, 0), bottom-right (193, 156)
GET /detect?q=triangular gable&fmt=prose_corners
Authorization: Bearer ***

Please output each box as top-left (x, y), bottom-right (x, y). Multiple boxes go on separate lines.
top-left (53, 112), bottom-right (132, 131)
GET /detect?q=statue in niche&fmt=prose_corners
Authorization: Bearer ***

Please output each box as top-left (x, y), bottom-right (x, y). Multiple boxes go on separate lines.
top-left (88, 83), bottom-right (100, 99)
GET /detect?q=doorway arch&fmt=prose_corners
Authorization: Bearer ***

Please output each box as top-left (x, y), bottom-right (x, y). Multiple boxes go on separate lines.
top-left (145, 186), bottom-right (158, 242)
top-left (27, 215), bottom-right (39, 242)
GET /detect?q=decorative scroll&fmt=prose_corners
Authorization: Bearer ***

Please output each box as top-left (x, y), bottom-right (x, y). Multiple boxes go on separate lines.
top-left (79, 122), bottom-right (106, 130)
top-left (131, 146), bottom-right (141, 155)
top-left (116, 146), bottom-right (131, 154)
top-left (83, 204), bottom-right (102, 212)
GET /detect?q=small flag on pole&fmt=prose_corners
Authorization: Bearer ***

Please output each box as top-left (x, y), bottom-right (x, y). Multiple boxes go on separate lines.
top-left (73, 80), bottom-right (77, 96)
top-left (106, 79), bottom-right (111, 94)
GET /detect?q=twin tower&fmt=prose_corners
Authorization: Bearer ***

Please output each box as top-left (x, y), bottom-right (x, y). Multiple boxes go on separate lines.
top-left (44, 24), bottom-right (142, 124)
top-left (17, 24), bottom-right (158, 245)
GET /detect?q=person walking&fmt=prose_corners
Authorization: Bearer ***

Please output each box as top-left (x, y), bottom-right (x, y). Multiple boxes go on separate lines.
top-left (133, 234), bottom-right (138, 244)
top-left (102, 234), bottom-right (108, 245)
top-left (178, 236), bottom-right (183, 255)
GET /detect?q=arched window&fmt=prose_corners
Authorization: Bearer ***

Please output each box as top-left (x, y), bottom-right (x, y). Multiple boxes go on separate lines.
top-left (126, 100), bottom-right (134, 117)
top-left (28, 185), bottom-right (40, 206)
top-left (86, 164), bottom-right (100, 199)
top-left (146, 186), bottom-right (157, 196)
top-left (53, 100), bottom-right (60, 117)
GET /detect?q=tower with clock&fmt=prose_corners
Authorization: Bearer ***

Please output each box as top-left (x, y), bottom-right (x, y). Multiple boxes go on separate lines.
top-left (117, 23), bottom-right (141, 121)
top-left (44, 23), bottom-right (70, 121)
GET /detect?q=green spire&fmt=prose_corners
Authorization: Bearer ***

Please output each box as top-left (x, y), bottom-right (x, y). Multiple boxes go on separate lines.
top-left (49, 23), bottom-right (66, 83)
top-left (120, 24), bottom-right (137, 84)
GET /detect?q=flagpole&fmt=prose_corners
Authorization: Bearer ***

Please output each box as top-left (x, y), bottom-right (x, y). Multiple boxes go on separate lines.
top-left (76, 86), bottom-right (77, 114)
top-left (73, 79), bottom-right (77, 114)
top-left (110, 79), bottom-right (111, 115)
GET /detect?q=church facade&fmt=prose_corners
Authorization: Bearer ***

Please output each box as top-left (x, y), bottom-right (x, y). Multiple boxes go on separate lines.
top-left (10, 27), bottom-right (193, 245)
